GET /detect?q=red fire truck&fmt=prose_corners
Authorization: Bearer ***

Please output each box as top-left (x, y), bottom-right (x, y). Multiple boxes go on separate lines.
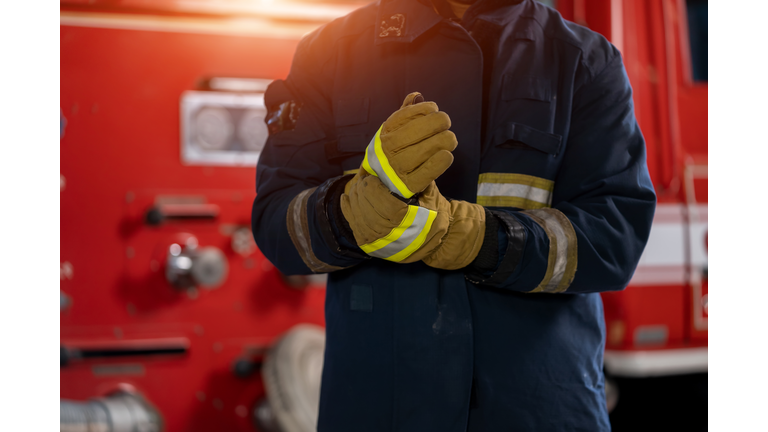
top-left (60, 1), bottom-right (707, 431)
top-left (555, 2), bottom-right (708, 428)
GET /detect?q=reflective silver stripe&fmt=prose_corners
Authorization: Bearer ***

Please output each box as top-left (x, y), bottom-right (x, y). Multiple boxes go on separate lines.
top-left (477, 183), bottom-right (553, 206)
top-left (538, 210), bottom-right (569, 289)
top-left (365, 205), bottom-right (432, 260)
top-left (476, 173), bottom-right (554, 209)
top-left (365, 135), bottom-right (401, 195)
top-left (288, 188), bottom-right (313, 258)
top-left (523, 208), bottom-right (578, 293)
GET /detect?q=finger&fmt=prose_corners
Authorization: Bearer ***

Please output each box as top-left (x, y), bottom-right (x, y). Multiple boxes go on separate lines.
top-left (416, 181), bottom-right (441, 210)
top-left (404, 150), bottom-right (454, 194)
top-left (344, 169), bottom-right (369, 195)
top-left (400, 92), bottom-right (424, 108)
top-left (340, 194), bottom-right (356, 230)
top-left (382, 102), bottom-right (439, 133)
top-left (389, 130), bottom-right (458, 174)
top-left (383, 112), bottom-right (452, 152)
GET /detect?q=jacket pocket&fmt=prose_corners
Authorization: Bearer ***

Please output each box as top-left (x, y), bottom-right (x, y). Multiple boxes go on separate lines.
top-left (334, 98), bottom-right (370, 127)
top-left (499, 74), bottom-right (556, 138)
top-left (336, 134), bottom-right (369, 153)
top-left (503, 75), bottom-right (551, 102)
top-left (334, 98), bottom-right (372, 155)
top-left (492, 122), bottom-right (562, 156)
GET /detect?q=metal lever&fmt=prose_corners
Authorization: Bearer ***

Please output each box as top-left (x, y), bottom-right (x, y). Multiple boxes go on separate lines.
top-left (145, 203), bottom-right (219, 225)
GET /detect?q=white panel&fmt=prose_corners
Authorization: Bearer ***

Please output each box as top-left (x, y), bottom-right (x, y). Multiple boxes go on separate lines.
top-left (604, 348), bottom-right (708, 377)
top-left (637, 223), bottom-right (686, 267)
top-left (629, 204), bottom-right (687, 286)
top-left (180, 91), bottom-right (267, 167)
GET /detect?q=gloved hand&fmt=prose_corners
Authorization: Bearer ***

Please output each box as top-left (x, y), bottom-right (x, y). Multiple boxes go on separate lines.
top-left (345, 92), bottom-right (457, 197)
top-left (341, 176), bottom-right (486, 269)
top-left (417, 181), bottom-right (487, 270)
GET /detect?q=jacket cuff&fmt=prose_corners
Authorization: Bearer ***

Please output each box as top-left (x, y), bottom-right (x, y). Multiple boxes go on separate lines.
top-left (314, 174), bottom-right (369, 261)
top-left (469, 208), bottom-right (500, 272)
top-left (465, 210), bottom-right (526, 286)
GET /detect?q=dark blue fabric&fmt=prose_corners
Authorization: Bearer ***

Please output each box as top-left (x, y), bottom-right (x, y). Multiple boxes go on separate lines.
top-left (251, 0), bottom-right (656, 430)
top-left (350, 284), bottom-right (373, 311)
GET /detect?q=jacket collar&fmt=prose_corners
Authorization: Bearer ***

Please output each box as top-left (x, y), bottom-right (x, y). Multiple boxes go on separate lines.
top-left (374, 0), bottom-right (531, 45)
top-left (374, 0), bottom-right (442, 45)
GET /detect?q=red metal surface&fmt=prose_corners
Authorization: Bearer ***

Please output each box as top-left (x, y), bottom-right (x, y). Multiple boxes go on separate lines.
top-left (565, 0), bottom-right (708, 356)
top-left (60, 18), bottom-right (327, 431)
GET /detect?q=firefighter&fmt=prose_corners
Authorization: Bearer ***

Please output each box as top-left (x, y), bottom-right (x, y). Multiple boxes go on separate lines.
top-left (251, 0), bottom-right (656, 430)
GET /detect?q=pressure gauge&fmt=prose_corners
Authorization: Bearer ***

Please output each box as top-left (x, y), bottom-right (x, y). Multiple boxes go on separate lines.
top-left (181, 89), bottom-right (269, 166)
top-left (194, 106), bottom-right (234, 151)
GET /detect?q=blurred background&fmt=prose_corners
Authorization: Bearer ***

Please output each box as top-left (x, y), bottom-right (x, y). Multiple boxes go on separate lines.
top-left (59, 0), bottom-right (707, 431)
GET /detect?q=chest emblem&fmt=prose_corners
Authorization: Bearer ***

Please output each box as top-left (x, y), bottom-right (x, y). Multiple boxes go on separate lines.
top-left (379, 14), bottom-right (405, 38)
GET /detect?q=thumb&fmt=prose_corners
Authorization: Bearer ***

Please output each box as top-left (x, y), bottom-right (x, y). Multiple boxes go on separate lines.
top-left (344, 168), bottom-right (369, 195)
top-left (400, 92), bottom-right (425, 108)
top-left (340, 193), bottom-right (355, 225)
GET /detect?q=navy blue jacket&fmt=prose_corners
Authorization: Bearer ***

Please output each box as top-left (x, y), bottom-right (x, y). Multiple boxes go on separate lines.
top-left (252, 0), bottom-right (656, 430)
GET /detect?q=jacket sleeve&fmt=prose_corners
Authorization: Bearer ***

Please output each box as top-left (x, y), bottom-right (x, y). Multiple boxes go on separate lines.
top-left (466, 52), bottom-right (657, 293)
top-left (251, 37), bottom-right (368, 275)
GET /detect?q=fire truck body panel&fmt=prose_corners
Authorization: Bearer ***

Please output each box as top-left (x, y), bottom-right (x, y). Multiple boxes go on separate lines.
top-left (557, 0), bottom-right (707, 376)
top-left (60, 12), bottom-right (333, 430)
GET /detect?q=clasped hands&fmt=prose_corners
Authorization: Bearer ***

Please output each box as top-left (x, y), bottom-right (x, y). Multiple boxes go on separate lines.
top-left (340, 93), bottom-right (486, 270)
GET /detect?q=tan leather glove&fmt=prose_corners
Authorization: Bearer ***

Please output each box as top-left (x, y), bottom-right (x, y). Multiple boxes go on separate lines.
top-left (341, 176), bottom-right (485, 269)
top-left (345, 92), bottom-right (457, 197)
top-left (417, 182), bottom-right (486, 270)
top-left (341, 176), bottom-right (449, 263)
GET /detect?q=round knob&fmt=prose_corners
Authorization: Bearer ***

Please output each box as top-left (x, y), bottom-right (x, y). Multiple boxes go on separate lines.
top-left (165, 243), bottom-right (228, 290)
top-left (166, 245), bottom-right (195, 289)
top-left (231, 357), bottom-right (260, 379)
top-left (192, 247), bottom-right (228, 288)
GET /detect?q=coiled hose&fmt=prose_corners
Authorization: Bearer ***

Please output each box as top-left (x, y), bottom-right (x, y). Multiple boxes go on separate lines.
top-left (60, 392), bottom-right (162, 432)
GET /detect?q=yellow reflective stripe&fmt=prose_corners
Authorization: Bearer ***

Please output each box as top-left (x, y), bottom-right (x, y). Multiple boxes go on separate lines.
top-left (360, 205), bottom-right (419, 254)
top-left (477, 173), bottom-right (554, 192)
top-left (343, 169), bottom-right (358, 176)
top-left (372, 129), bottom-right (414, 198)
top-left (384, 208), bottom-right (437, 262)
top-left (477, 196), bottom-right (550, 209)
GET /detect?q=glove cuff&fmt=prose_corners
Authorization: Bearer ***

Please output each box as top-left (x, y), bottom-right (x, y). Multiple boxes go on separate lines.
top-left (315, 174), bottom-right (368, 260)
top-left (465, 210), bottom-right (527, 286)
top-left (470, 209), bottom-right (500, 272)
